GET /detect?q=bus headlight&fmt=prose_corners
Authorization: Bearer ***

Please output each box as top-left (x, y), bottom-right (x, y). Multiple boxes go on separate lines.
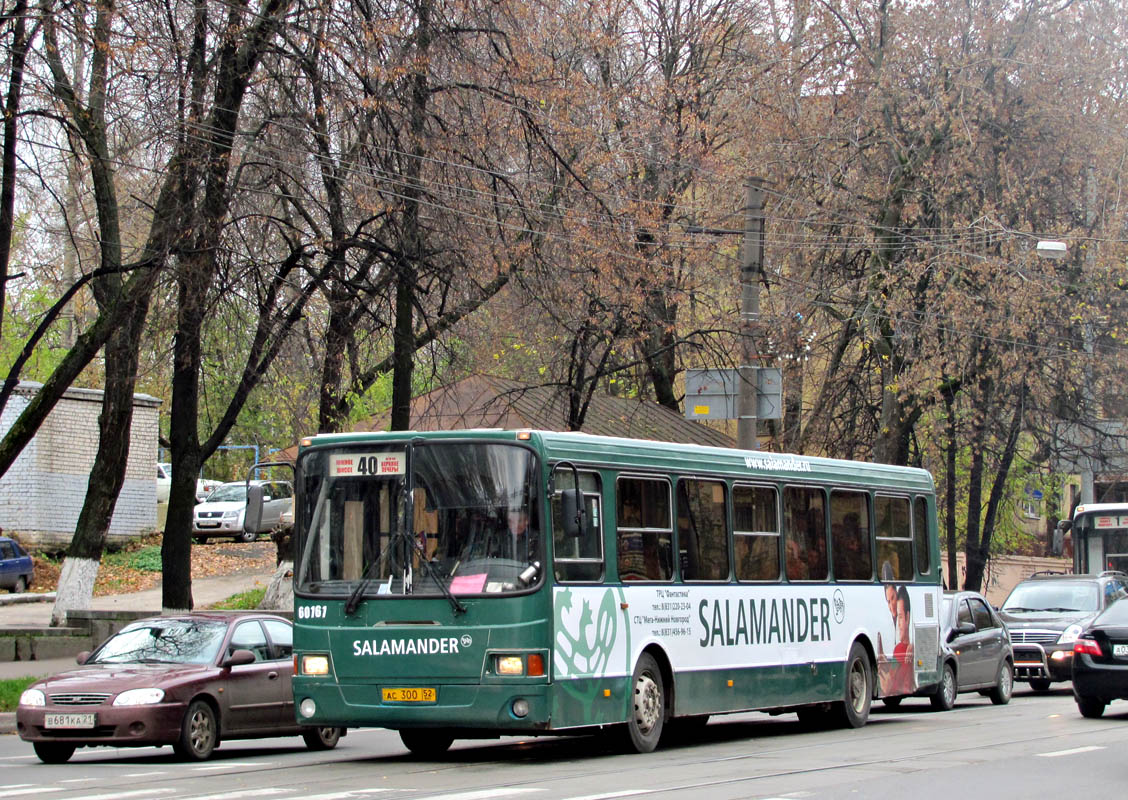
top-left (511, 698), bottom-right (529, 717)
top-left (496, 655), bottom-right (524, 675)
top-left (301, 654), bottom-right (330, 675)
top-left (299, 698), bottom-right (317, 718)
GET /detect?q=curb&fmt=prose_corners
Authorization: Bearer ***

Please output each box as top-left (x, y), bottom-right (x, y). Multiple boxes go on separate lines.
top-left (0, 592), bottom-right (55, 607)
top-left (0, 712), bottom-right (15, 735)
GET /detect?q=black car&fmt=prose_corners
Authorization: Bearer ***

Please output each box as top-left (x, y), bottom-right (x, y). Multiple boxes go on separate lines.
top-left (1072, 598), bottom-right (1128, 717)
top-left (888, 590), bottom-right (1013, 710)
top-left (998, 571), bottom-right (1128, 690)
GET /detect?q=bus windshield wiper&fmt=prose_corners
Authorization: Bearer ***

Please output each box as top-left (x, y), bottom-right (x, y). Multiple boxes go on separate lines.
top-left (344, 559), bottom-right (383, 616)
top-left (409, 536), bottom-right (467, 615)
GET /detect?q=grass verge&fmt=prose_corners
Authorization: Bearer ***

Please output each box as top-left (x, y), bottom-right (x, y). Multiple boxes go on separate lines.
top-left (209, 586), bottom-right (266, 610)
top-left (0, 676), bottom-right (40, 712)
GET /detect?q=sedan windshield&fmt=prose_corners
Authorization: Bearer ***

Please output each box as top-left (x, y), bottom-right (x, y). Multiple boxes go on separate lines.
top-left (207, 484), bottom-right (248, 503)
top-left (1002, 581), bottom-right (1099, 613)
top-left (89, 619), bottom-right (228, 664)
top-left (295, 442), bottom-right (540, 597)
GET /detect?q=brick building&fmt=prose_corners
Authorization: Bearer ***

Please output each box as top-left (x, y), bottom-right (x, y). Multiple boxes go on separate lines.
top-left (0, 381), bottom-right (161, 547)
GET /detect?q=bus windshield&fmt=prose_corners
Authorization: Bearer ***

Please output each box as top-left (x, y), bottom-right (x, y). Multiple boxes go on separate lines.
top-left (295, 442), bottom-right (541, 597)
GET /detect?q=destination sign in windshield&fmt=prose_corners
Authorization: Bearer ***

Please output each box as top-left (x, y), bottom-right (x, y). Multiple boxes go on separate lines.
top-left (329, 452), bottom-right (405, 477)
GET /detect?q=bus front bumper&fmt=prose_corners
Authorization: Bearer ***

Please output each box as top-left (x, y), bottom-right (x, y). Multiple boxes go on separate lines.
top-left (293, 680), bottom-right (553, 731)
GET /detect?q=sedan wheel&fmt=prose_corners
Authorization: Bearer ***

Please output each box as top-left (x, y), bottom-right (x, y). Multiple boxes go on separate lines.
top-left (237, 529), bottom-right (258, 543)
top-left (175, 699), bottom-right (218, 761)
top-left (988, 660), bottom-right (1013, 705)
top-left (930, 662), bottom-right (957, 711)
top-left (14, 575), bottom-right (27, 593)
top-left (1029, 678), bottom-right (1052, 692)
top-left (1077, 695), bottom-right (1106, 719)
top-left (33, 742), bottom-right (75, 764)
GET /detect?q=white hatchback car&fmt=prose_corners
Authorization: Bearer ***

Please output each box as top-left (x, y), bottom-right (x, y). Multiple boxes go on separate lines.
top-left (192, 480), bottom-right (292, 543)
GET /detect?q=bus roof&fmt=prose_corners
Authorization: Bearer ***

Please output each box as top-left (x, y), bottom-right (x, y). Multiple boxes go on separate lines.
top-left (298, 429), bottom-right (936, 494)
top-left (1074, 503), bottom-right (1128, 517)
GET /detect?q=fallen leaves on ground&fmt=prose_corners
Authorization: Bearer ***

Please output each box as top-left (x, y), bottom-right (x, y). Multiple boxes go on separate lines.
top-left (27, 536), bottom-right (277, 596)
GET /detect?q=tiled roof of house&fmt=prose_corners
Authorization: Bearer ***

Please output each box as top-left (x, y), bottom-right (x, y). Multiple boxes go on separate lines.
top-left (358, 373), bottom-right (735, 448)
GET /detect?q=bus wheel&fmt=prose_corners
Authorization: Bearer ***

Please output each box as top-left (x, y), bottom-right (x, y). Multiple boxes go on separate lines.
top-left (399, 728), bottom-right (453, 758)
top-left (836, 643), bottom-right (872, 728)
top-left (623, 652), bottom-right (665, 753)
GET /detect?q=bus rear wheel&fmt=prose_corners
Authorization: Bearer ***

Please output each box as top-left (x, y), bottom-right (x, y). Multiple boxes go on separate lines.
top-left (399, 728), bottom-right (454, 758)
top-left (836, 642), bottom-right (873, 728)
top-left (622, 652), bottom-right (665, 753)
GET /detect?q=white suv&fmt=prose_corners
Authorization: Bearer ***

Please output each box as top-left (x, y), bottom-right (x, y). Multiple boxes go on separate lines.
top-left (192, 480), bottom-right (293, 543)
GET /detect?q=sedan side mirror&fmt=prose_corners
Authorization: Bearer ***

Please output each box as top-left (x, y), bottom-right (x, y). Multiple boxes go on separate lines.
top-left (223, 649), bottom-right (256, 668)
top-left (957, 621), bottom-right (975, 635)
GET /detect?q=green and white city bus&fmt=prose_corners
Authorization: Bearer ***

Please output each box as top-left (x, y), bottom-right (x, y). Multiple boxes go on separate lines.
top-left (250, 430), bottom-right (942, 755)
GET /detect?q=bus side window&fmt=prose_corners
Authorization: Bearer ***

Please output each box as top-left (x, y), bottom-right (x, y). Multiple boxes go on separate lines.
top-left (616, 477), bottom-right (673, 582)
top-left (734, 484), bottom-right (780, 581)
top-left (678, 479), bottom-right (728, 581)
top-left (784, 486), bottom-right (827, 581)
top-left (876, 495), bottom-right (913, 581)
top-left (552, 468), bottom-right (604, 582)
top-left (913, 496), bottom-right (931, 576)
top-left (830, 489), bottom-right (871, 581)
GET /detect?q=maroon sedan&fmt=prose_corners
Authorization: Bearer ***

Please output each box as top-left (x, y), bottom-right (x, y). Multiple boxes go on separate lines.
top-left (16, 612), bottom-right (344, 763)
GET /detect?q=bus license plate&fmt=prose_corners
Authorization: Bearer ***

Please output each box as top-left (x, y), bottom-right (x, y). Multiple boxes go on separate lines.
top-left (1114, 644), bottom-right (1128, 657)
top-left (382, 688), bottom-right (436, 703)
top-left (45, 713), bottom-right (96, 729)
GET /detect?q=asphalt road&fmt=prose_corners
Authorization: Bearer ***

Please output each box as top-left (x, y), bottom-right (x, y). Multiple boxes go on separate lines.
top-left (2, 686), bottom-right (1125, 800)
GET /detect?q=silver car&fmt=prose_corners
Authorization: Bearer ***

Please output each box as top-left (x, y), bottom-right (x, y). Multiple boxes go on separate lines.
top-left (192, 481), bottom-right (292, 543)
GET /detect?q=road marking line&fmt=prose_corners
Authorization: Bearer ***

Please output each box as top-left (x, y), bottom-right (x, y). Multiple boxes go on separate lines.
top-left (123, 773), bottom-right (167, 778)
top-left (302, 791), bottom-right (399, 800)
top-left (1037, 745), bottom-right (1105, 758)
top-left (190, 762), bottom-right (270, 770)
top-left (562, 792), bottom-right (653, 800)
top-left (0, 789), bottom-right (63, 798)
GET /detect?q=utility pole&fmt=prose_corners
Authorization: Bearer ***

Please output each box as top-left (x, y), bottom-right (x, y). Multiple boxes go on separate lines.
top-left (738, 179), bottom-right (766, 451)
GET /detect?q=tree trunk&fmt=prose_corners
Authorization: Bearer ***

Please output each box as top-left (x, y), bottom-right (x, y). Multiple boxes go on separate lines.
top-left (943, 387), bottom-right (958, 590)
top-left (0, 0), bottom-right (28, 347)
top-left (50, 310), bottom-right (149, 625)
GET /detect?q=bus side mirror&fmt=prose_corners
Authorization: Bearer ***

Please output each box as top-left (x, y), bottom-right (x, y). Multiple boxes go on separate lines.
top-left (244, 484), bottom-right (265, 533)
top-left (561, 490), bottom-right (585, 538)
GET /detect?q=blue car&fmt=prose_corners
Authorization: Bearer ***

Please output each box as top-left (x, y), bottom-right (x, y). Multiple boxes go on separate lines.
top-left (0, 536), bottom-right (34, 593)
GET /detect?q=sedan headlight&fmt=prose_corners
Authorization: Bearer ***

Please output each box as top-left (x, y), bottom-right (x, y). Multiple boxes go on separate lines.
top-left (1058, 624), bottom-right (1084, 645)
top-left (113, 688), bottom-right (165, 706)
top-left (19, 688), bottom-right (45, 707)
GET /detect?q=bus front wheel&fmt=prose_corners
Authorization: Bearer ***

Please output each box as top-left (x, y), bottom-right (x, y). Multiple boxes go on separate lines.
top-left (622, 652), bottom-right (665, 753)
top-left (837, 642), bottom-right (873, 728)
top-left (399, 728), bottom-right (454, 758)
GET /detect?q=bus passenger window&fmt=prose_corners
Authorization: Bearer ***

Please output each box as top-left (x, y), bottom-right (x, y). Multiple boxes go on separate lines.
top-left (876, 495), bottom-right (913, 581)
top-left (552, 469), bottom-right (604, 582)
top-left (913, 497), bottom-right (931, 576)
top-left (830, 490), bottom-right (872, 581)
top-left (783, 486), bottom-right (827, 581)
top-left (616, 477), bottom-right (673, 582)
top-left (678, 479), bottom-right (728, 581)
top-left (734, 485), bottom-right (779, 581)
